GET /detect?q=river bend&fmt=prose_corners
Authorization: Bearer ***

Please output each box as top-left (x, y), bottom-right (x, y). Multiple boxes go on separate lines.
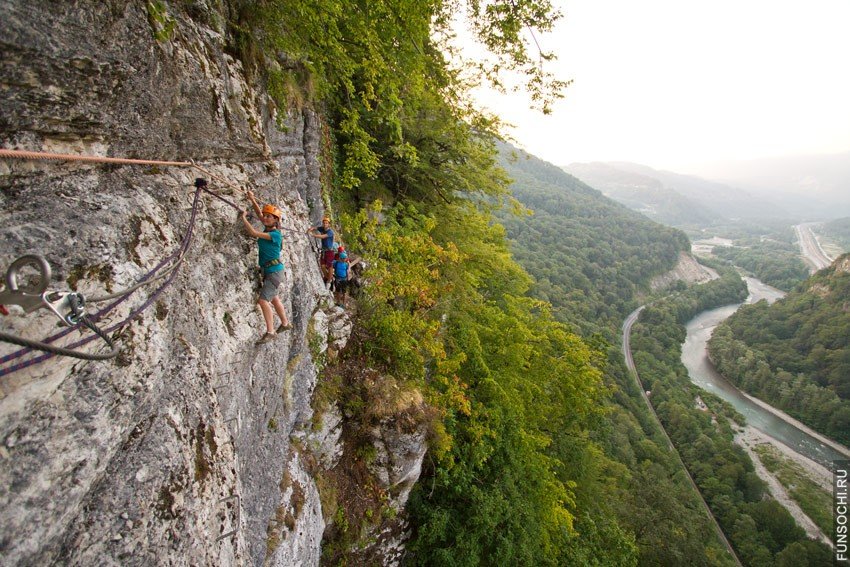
top-left (681, 277), bottom-right (850, 469)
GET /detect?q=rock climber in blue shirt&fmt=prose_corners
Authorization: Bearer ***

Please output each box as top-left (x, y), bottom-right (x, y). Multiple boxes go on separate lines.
top-left (241, 190), bottom-right (291, 344)
top-left (332, 251), bottom-right (350, 307)
top-left (307, 216), bottom-right (335, 287)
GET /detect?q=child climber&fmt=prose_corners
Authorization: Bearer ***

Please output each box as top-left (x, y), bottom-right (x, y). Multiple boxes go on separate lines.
top-left (332, 250), bottom-right (350, 307)
top-left (241, 190), bottom-right (292, 344)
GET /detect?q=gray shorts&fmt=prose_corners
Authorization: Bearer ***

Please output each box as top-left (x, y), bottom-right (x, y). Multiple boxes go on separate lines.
top-left (259, 270), bottom-right (283, 302)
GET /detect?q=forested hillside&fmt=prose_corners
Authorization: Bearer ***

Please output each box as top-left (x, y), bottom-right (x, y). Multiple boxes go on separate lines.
top-left (708, 254), bottom-right (850, 445)
top-left (497, 148), bottom-right (690, 336)
top-left (495, 149), bottom-right (748, 563)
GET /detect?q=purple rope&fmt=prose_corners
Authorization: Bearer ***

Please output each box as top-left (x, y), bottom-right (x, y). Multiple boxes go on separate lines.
top-left (0, 247), bottom-right (188, 376)
top-left (201, 186), bottom-right (240, 210)
top-left (0, 187), bottom-right (204, 376)
top-left (1, 181), bottom-right (305, 377)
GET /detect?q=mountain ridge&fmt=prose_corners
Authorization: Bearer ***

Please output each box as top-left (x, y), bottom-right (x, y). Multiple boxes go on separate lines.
top-left (564, 161), bottom-right (792, 227)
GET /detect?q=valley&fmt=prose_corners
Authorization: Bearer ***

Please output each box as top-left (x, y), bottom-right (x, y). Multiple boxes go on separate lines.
top-left (498, 147), bottom-right (850, 564)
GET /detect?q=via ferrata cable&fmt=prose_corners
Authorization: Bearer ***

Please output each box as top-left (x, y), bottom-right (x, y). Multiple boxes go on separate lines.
top-left (0, 148), bottom-right (311, 376)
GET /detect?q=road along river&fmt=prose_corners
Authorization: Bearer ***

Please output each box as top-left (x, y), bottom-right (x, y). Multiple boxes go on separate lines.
top-left (794, 223), bottom-right (833, 272)
top-left (681, 276), bottom-right (850, 469)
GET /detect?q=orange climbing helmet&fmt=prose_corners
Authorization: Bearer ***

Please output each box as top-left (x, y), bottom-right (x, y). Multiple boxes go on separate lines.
top-left (262, 204), bottom-right (283, 219)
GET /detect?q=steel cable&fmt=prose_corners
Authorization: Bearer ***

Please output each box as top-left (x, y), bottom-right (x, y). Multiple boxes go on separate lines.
top-left (0, 313), bottom-right (119, 361)
top-left (0, 148), bottom-right (315, 376)
top-left (0, 188), bottom-right (202, 376)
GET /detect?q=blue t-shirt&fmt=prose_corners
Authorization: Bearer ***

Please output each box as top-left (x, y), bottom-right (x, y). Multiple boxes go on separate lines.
top-left (258, 229), bottom-right (284, 273)
top-left (333, 260), bottom-right (349, 279)
top-left (317, 227), bottom-right (334, 250)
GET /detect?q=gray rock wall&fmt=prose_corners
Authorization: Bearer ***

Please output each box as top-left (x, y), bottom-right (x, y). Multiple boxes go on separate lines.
top-left (0, 2), bottom-right (362, 565)
top-left (649, 251), bottom-right (719, 291)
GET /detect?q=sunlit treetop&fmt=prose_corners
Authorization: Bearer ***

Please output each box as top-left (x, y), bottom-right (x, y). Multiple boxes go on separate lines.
top-left (234, 0), bottom-right (569, 190)
top-left (433, 0), bottom-right (571, 115)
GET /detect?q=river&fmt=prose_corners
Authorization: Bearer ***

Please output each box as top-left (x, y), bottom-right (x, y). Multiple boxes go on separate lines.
top-left (681, 276), bottom-right (850, 469)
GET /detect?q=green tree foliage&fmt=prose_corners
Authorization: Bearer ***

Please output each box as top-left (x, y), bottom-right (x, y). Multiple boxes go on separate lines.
top-left (461, 0), bottom-right (571, 113)
top-left (713, 237), bottom-right (809, 292)
top-left (774, 540), bottom-right (834, 566)
top-left (232, 0), bottom-right (567, 192)
top-left (708, 253), bottom-right (850, 445)
top-left (341, 196), bottom-right (636, 564)
top-left (495, 147), bottom-right (691, 337)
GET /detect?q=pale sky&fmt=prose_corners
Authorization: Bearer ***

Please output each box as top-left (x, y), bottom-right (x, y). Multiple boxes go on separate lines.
top-left (466, 0), bottom-right (850, 173)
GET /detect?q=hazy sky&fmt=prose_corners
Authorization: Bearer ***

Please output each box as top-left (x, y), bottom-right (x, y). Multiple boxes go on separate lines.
top-left (467, 0), bottom-right (850, 173)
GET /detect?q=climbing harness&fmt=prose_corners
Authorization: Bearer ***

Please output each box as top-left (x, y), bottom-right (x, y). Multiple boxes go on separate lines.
top-left (263, 258), bottom-right (283, 270)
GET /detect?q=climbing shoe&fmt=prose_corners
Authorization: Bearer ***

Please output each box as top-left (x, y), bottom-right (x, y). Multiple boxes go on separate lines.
top-left (276, 323), bottom-right (292, 334)
top-left (256, 332), bottom-right (276, 345)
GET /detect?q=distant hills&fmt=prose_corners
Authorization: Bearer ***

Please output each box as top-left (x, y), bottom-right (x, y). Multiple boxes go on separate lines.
top-left (564, 161), bottom-right (791, 228)
top-left (685, 152), bottom-right (850, 218)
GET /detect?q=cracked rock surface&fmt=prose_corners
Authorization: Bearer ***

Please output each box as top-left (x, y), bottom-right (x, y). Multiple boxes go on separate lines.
top-left (0, 2), bottom-right (357, 565)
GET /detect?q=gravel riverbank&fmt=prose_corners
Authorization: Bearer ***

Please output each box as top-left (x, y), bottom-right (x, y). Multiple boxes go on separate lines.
top-left (734, 425), bottom-right (832, 546)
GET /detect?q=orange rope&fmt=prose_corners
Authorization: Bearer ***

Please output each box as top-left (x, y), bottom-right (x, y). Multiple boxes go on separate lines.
top-left (0, 148), bottom-right (248, 196)
top-left (0, 148), bottom-right (192, 167)
top-left (190, 161), bottom-right (247, 196)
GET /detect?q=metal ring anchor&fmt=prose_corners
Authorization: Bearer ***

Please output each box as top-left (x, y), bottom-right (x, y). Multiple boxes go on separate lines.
top-left (0, 255), bottom-right (85, 326)
top-left (6, 254), bottom-right (52, 296)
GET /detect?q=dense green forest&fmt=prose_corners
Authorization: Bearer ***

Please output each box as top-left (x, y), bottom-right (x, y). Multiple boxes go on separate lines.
top-left (630, 269), bottom-right (834, 565)
top-left (708, 254), bottom-right (850, 445)
top-left (496, 148), bottom-right (691, 336)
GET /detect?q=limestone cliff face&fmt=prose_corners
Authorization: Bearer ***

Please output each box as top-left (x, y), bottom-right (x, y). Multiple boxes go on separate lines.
top-left (0, 2), bottom-right (426, 565)
top-left (834, 253), bottom-right (850, 275)
top-left (650, 251), bottom-right (719, 291)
